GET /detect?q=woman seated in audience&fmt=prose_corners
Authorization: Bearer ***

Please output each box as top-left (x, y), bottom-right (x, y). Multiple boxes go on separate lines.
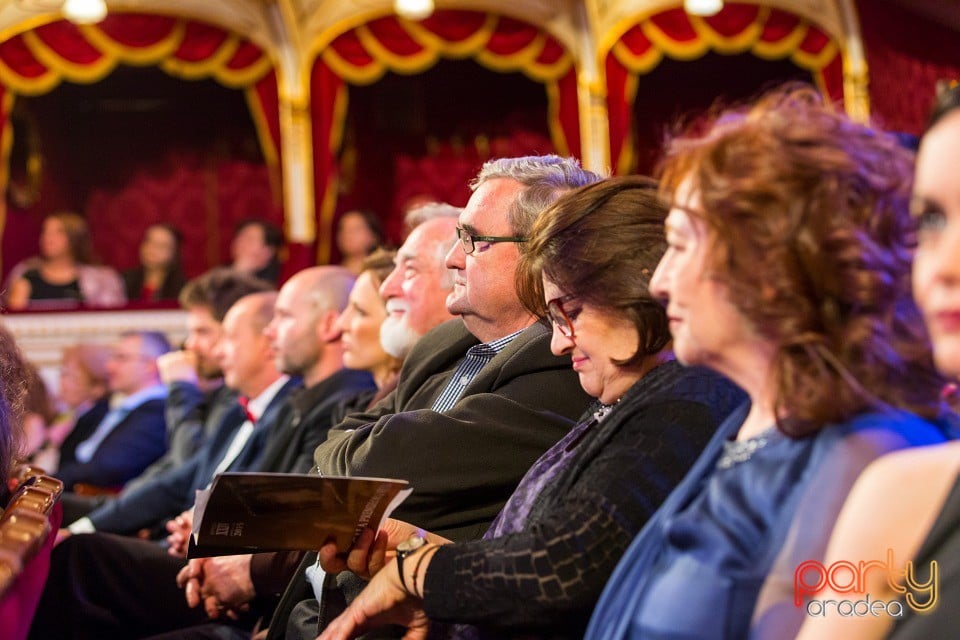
top-left (316, 176), bottom-right (746, 640)
top-left (582, 85), bottom-right (952, 640)
top-left (122, 223), bottom-right (187, 303)
top-left (794, 83), bottom-right (960, 640)
top-left (35, 343), bottom-right (111, 473)
top-left (336, 248), bottom-right (402, 412)
top-left (336, 209), bottom-right (383, 275)
top-left (6, 211), bottom-right (125, 310)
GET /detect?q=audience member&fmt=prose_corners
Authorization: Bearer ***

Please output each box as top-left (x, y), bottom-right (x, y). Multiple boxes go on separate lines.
top-left (316, 176), bottom-right (747, 640)
top-left (336, 209), bottom-right (383, 275)
top-left (28, 343), bottom-right (112, 475)
top-left (584, 85), bottom-right (952, 640)
top-left (230, 219), bottom-right (283, 285)
top-left (336, 249), bottom-right (402, 410)
top-left (5, 211), bottom-right (125, 310)
top-left (379, 208), bottom-right (459, 360)
top-left (794, 83), bottom-right (960, 640)
top-left (55, 330), bottom-right (171, 491)
top-left (267, 154), bottom-right (598, 640)
top-left (122, 223), bottom-right (187, 303)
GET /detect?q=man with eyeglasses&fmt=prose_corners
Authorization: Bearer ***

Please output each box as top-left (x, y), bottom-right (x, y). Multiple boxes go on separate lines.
top-left (250, 155), bottom-right (602, 640)
top-left (56, 330), bottom-right (171, 492)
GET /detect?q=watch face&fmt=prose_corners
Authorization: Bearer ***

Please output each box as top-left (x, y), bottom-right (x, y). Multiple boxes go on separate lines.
top-left (398, 535), bottom-right (426, 554)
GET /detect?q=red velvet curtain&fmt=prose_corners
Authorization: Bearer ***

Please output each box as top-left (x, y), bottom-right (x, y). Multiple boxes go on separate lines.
top-left (310, 10), bottom-right (579, 263)
top-left (605, 3), bottom-right (844, 175)
top-left (857, 1), bottom-right (960, 136)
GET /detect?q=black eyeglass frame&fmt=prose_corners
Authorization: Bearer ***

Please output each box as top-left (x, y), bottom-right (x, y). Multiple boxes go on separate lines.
top-left (455, 226), bottom-right (527, 255)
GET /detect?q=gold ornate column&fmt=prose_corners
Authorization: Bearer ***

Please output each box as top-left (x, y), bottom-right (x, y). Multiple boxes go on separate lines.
top-left (266, 0), bottom-right (315, 245)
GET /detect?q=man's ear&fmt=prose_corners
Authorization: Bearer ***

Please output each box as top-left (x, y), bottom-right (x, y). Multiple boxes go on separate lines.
top-left (317, 309), bottom-right (342, 343)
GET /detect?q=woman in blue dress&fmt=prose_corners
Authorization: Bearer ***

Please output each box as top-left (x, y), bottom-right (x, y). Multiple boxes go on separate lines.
top-left (585, 85), bottom-right (953, 640)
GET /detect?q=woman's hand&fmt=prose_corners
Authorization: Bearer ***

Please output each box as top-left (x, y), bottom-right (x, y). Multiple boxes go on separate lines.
top-left (316, 559), bottom-right (430, 640)
top-left (318, 519), bottom-right (444, 580)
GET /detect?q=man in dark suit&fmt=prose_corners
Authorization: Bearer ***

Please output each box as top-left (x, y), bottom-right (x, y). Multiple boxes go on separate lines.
top-left (56, 330), bottom-right (171, 491)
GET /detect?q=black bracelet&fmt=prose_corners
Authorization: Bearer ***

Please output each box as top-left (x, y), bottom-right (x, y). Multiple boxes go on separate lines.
top-left (411, 545), bottom-right (439, 598)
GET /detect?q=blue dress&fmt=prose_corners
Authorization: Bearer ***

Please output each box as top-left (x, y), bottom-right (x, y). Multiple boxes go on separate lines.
top-left (585, 404), bottom-right (949, 640)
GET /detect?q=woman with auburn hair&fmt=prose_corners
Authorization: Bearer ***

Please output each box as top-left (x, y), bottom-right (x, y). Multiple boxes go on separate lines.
top-left (585, 85), bottom-right (952, 640)
top-left (794, 84), bottom-right (960, 640)
top-left (6, 211), bottom-right (125, 310)
top-left (313, 176), bottom-right (745, 640)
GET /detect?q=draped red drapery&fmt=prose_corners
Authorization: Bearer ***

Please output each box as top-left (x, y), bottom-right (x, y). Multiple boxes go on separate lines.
top-left (604, 3), bottom-right (844, 174)
top-left (308, 10), bottom-right (580, 263)
top-left (0, 14), bottom-right (280, 277)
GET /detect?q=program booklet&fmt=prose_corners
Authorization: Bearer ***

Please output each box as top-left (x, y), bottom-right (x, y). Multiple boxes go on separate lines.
top-left (187, 472), bottom-right (412, 558)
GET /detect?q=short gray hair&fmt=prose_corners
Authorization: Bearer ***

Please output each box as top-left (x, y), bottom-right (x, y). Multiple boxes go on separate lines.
top-left (471, 155), bottom-right (604, 238)
top-left (404, 202), bottom-right (462, 231)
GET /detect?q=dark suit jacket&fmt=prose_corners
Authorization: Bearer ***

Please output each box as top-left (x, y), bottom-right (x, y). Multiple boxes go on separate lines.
top-left (317, 319), bottom-right (592, 540)
top-left (86, 378), bottom-right (299, 534)
top-left (56, 397), bottom-right (167, 492)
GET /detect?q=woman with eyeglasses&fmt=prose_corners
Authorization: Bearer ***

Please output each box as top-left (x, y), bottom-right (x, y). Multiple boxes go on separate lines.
top-left (313, 176), bottom-right (746, 640)
top-left (792, 85), bottom-right (960, 640)
top-left (584, 85), bottom-right (952, 640)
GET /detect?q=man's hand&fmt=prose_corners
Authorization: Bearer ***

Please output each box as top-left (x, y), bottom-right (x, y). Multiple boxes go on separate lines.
top-left (166, 510), bottom-right (194, 557)
top-left (157, 351), bottom-right (199, 385)
top-left (176, 555), bottom-right (255, 620)
top-left (54, 528), bottom-right (72, 546)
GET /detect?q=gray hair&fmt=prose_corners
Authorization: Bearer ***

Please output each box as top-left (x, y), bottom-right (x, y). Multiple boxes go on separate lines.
top-left (471, 155), bottom-right (605, 237)
top-left (404, 202), bottom-right (462, 231)
top-left (120, 330), bottom-right (172, 360)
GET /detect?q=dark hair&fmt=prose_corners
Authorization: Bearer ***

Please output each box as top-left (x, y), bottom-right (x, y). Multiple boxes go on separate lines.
top-left (517, 176), bottom-right (671, 367)
top-left (340, 210), bottom-right (384, 250)
top-left (927, 80), bottom-right (960, 131)
top-left (179, 267), bottom-right (274, 322)
top-left (235, 219), bottom-right (283, 250)
top-left (659, 84), bottom-right (946, 435)
top-left (46, 211), bottom-right (94, 264)
top-left (145, 223), bottom-right (183, 270)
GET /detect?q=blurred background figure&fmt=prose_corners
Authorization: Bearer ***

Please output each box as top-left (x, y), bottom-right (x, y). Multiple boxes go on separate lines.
top-left (19, 362), bottom-right (58, 471)
top-left (24, 343), bottom-right (112, 474)
top-left (229, 218), bottom-right (283, 285)
top-left (336, 248), bottom-right (402, 411)
top-left (122, 223), bottom-right (187, 303)
top-left (336, 209), bottom-right (384, 275)
top-left (55, 331), bottom-right (170, 492)
top-left (5, 211), bottom-right (125, 310)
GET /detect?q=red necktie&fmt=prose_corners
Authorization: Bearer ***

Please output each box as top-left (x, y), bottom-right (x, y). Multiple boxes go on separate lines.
top-left (238, 397), bottom-right (257, 425)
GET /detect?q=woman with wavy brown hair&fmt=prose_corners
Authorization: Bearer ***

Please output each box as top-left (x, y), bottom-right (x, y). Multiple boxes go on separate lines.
top-left (585, 85), bottom-right (953, 640)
